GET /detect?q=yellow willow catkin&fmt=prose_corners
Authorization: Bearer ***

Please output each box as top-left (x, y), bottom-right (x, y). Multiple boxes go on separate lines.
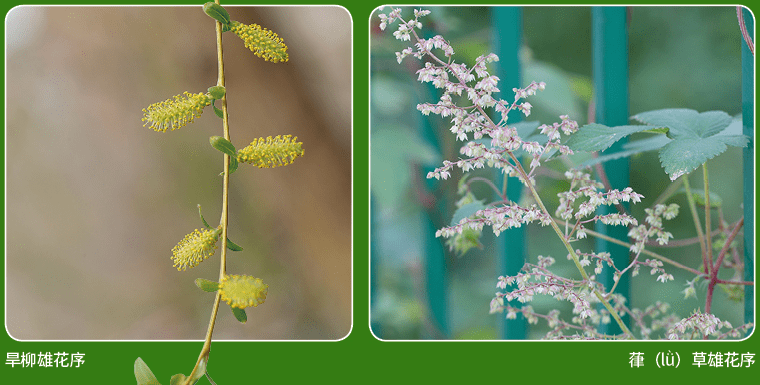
top-left (171, 228), bottom-right (221, 271)
top-left (219, 274), bottom-right (268, 308)
top-left (142, 92), bottom-right (212, 132)
top-left (237, 135), bottom-right (304, 168)
top-left (230, 20), bottom-right (289, 63)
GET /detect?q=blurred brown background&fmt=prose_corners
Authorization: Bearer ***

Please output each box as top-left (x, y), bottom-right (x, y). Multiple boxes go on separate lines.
top-left (5, 5), bottom-right (351, 340)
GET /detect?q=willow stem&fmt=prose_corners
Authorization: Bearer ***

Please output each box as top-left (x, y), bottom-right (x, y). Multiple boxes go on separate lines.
top-left (185, 2), bottom-right (230, 383)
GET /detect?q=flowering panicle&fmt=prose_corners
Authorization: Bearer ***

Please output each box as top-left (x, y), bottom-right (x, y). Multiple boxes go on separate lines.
top-left (142, 92), bottom-right (212, 132)
top-left (493, 258), bottom-right (596, 320)
top-left (237, 135), bottom-right (304, 168)
top-left (230, 20), bottom-right (289, 63)
top-left (171, 227), bottom-right (222, 271)
top-left (436, 203), bottom-right (552, 239)
top-left (219, 274), bottom-right (268, 309)
top-left (556, 170), bottom-right (644, 229)
top-left (379, 7), bottom-right (749, 340)
top-left (666, 311), bottom-right (738, 340)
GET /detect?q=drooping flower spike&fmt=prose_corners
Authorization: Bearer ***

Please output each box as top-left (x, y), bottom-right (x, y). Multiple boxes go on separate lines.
top-left (230, 20), bottom-right (289, 63)
top-left (237, 135), bottom-right (304, 168)
top-left (142, 92), bottom-right (213, 132)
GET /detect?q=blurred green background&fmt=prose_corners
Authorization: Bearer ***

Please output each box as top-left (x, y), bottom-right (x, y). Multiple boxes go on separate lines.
top-left (370, 6), bottom-right (748, 339)
top-left (6, 6), bottom-right (351, 340)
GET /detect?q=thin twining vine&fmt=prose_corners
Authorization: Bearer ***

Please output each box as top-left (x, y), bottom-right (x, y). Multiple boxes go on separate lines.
top-left (134, 3), bottom-right (303, 384)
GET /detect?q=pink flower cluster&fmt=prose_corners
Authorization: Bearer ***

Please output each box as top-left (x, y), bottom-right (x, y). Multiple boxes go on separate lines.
top-left (435, 203), bottom-right (552, 238)
top-left (667, 311), bottom-right (734, 340)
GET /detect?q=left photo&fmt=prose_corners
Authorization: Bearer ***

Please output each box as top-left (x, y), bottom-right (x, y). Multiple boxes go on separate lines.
top-left (5, 5), bottom-right (352, 343)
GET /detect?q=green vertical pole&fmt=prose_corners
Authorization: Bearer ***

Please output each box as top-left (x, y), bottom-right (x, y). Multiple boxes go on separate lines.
top-left (419, 79), bottom-right (450, 339)
top-left (739, 6), bottom-right (754, 331)
top-left (592, 6), bottom-right (631, 334)
top-left (492, 6), bottom-right (527, 340)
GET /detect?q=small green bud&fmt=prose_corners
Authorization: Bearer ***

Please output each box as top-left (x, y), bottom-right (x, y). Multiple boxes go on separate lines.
top-left (208, 85), bottom-right (226, 100)
top-left (203, 2), bottom-right (230, 26)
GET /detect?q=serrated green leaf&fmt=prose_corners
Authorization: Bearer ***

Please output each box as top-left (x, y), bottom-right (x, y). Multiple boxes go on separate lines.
top-left (572, 109), bottom-right (748, 181)
top-left (203, 2), bottom-right (230, 25)
top-left (226, 238), bottom-right (243, 251)
top-left (195, 278), bottom-right (220, 292)
top-left (658, 135), bottom-right (747, 181)
top-left (641, 127), bottom-right (670, 135)
top-left (134, 358), bottom-right (161, 385)
top-left (231, 306), bottom-right (247, 323)
top-left (197, 204), bottom-right (211, 229)
top-left (170, 374), bottom-right (187, 385)
top-left (210, 136), bottom-right (236, 158)
top-left (579, 135), bottom-right (671, 168)
top-left (677, 188), bottom-right (723, 208)
top-left (450, 200), bottom-right (486, 226)
top-left (566, 123), bottom-right (660, 153)
top-left (631, 109), bottom-right (732, 139)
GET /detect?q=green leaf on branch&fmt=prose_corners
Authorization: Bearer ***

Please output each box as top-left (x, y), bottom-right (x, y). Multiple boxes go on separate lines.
top-left (565, 123), bottom-right (661, 153)
top-left (197, 204), bottom-right (212, 229)
top-left (226, 237), bottom-right (243, 251)
top-left (578, 135), bottom-right (671, 168)
top-left (195, 278), bottom-right (220, 292)
top-left (231, 306), bottom-right (247, 323)
top-left (446, 227), bottom-right (483, 256)
top-left (632, 109), bottom-right (749, 180)
top-left (210, 136), bottom-right (236, 157)
top-left (191, 356), bottom-right (207, 382)
top-left (169, 374), bottom-right (187, 385)
top-left (134, 358), bottom-right (161, 385)
top-left (203, 2), bottom-right (230, 26)
top-left (207, 86), bottom-right (226, 100)
top-left (229, 157), bottom-right (239, 174)
top-left (212, 100), bottom-right (223, 119)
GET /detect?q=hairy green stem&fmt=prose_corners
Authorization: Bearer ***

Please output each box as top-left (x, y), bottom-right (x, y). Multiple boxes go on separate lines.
top-left (682, 174), bottom-right (709, 274)
top-left (186, 2), bottom-right (230, 382)
top-left (703, 164), bottom-right (713, 271)
top-left (508, 153), bottom-right (634, 339)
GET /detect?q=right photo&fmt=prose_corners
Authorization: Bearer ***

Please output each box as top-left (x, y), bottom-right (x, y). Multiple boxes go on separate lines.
top-left (369, 6), bottom-right (754, 340)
